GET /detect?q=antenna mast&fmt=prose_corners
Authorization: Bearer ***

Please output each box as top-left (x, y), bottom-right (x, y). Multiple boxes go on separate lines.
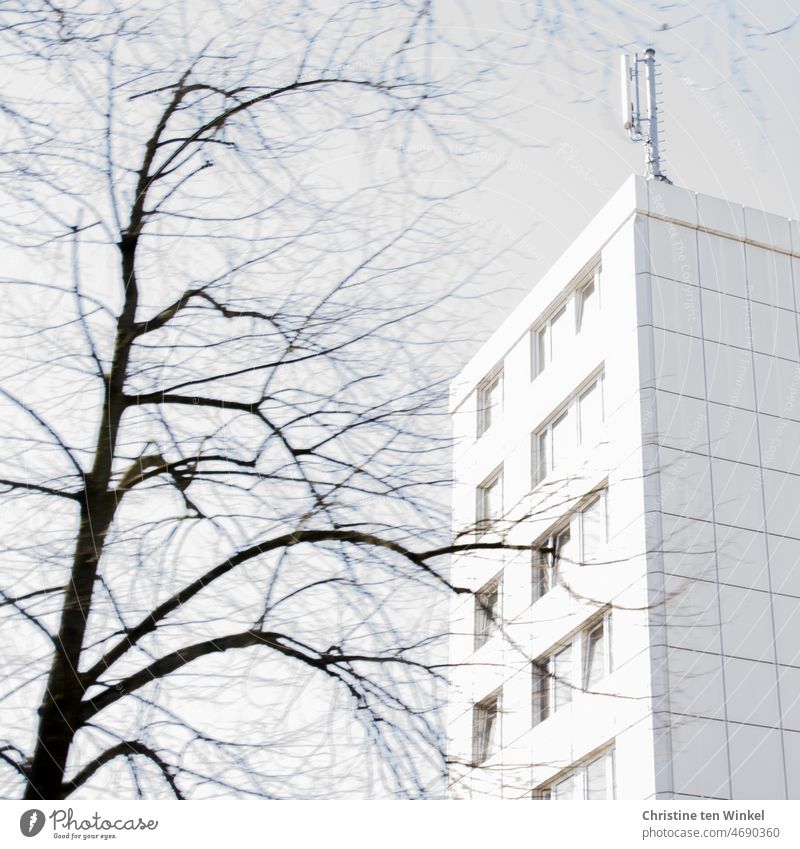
top-left (620, 48), bottom-right (671, 183)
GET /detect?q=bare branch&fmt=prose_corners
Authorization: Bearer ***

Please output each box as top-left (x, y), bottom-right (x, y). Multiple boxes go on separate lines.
top-left (62, 740), bottom-right (183, 799)
top-left (0, 478), bottom-right (82, 500)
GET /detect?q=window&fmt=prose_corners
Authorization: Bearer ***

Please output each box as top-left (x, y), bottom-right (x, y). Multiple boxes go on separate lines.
top-left (578, 377), bottom-right (604, 447)
top-left (476, 467), bottom-right (503, 533)
top-left (585, 749), bottom-right (615, 800)
top-left (472, 692), bottom-right (500, 764)
top-left (531, 489), bottom-right (607, 602)
top-left (532, 430), bottom-right (548, 487)
top-left (552, 526), bottom-right (573, 588)
top-left (584, 610), bottom-right (613, 688)
top-left (579, 490), bottom-right (608, 565)
top-left (474, 576), bottom-right (501, 650)
top-left (576, 268), bottom-right (600, 333)
top-left (477, 368), bottom-right (503, 437)
top-left (583, 621), bottom-right (606, 690)
top-left (531, 520), bottom-right (576, 602)
top-left (551, 409), bottom-right (571, 470)
top-left (532, 642), bottom-right (574, 722)
top-left (533, 748), bottom-right (616, 800)
top-left (531, 661), bottom-right (550, 727)
top-left (531, 611), bottom-right (613, 727)
top-left (531, 547), bottom-right (550, 604)
top-left (550, 305), bottom-right (569, 363)
top-left (552, 643), bottom-right (573, 712)
top-left (531, 304), bottom-right (568, 378)
top-left (535, 327), bottom-right (546, 377)
top-left (553, 773), bottom-right (579, 800)
top-left (532, 408), bottom-right (571, 487)
top-left (531, 371), bottom-right (604, 490)
top-left (531, 265), bottom-right (600, 379)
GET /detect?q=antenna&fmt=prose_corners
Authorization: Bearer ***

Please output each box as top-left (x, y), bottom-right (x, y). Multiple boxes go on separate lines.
top-left (619, 48), bottom-right (671, 183)
top-left (620, 54), bottom-right (634, 131)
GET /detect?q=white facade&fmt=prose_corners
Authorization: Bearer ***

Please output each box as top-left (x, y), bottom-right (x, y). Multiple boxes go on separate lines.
top-left (447, 175), bottom-right (800, 800)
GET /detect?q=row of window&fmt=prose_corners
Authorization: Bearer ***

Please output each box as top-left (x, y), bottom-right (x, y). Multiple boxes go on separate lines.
top-left (475, 373), bottom-right (605, 532)
top-left (473, 610), bottom-right (613, 763)
top-left (474, 489), bottom-right (609, 650)
top-left (475, 265), bottom-right (601, 440)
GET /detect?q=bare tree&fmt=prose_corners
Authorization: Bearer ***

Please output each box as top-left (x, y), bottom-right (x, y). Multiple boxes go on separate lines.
top-left (0, 0), bottom-right (544, 800)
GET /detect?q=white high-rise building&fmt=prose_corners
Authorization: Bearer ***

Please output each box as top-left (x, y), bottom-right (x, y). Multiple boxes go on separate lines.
top-left (447, 175), bottom-right (800, 800)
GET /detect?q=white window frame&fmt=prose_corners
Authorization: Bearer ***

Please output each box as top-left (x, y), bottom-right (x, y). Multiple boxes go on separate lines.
top-left (531, 545), bottom-right (550, 604)
top-left (577, 374), bottom-right (605, 446)
top-left (474, 574), bottom-right (502, 650)
top-left (531, 369), bottom-right (604, 490)
top-left (578, 489), bottom-right (609, 565)
top-left (476, 466), bottom-right (503, 534)
top-left (530, 262), bottom-right (600, 380)
top-left (531, 659), bottom-right (550, 727)
top-left (531, 429), bottom-right (548, 488)
top-left (575, 265), bottom-right (601, 334)
top-left (531, 488), bottom-right (608, 602)
top-left (531, 521), bottom-right (572, 603)
top-left (476, 366), bottom-right (503, 438)
top-left (533, 639), bottom-right (574, 721)
top-left (532, 747), bottom-right (616, 800)
top-left (472, 690), bottom-right (501, 765)
top-left (531, 303), bottom-right (568, 380)
top-left (582, 611), bottom-right (613, 691)
top-left (532, 407), bottom-right (571, 487)
top-left (531, 609), bottom-right (613, 727)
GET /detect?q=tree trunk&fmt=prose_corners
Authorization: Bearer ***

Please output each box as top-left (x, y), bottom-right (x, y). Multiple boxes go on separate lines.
top-left (24, 497), bottom-right (114, 799)
top-left (25, 237), bottom-right (138, 799)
